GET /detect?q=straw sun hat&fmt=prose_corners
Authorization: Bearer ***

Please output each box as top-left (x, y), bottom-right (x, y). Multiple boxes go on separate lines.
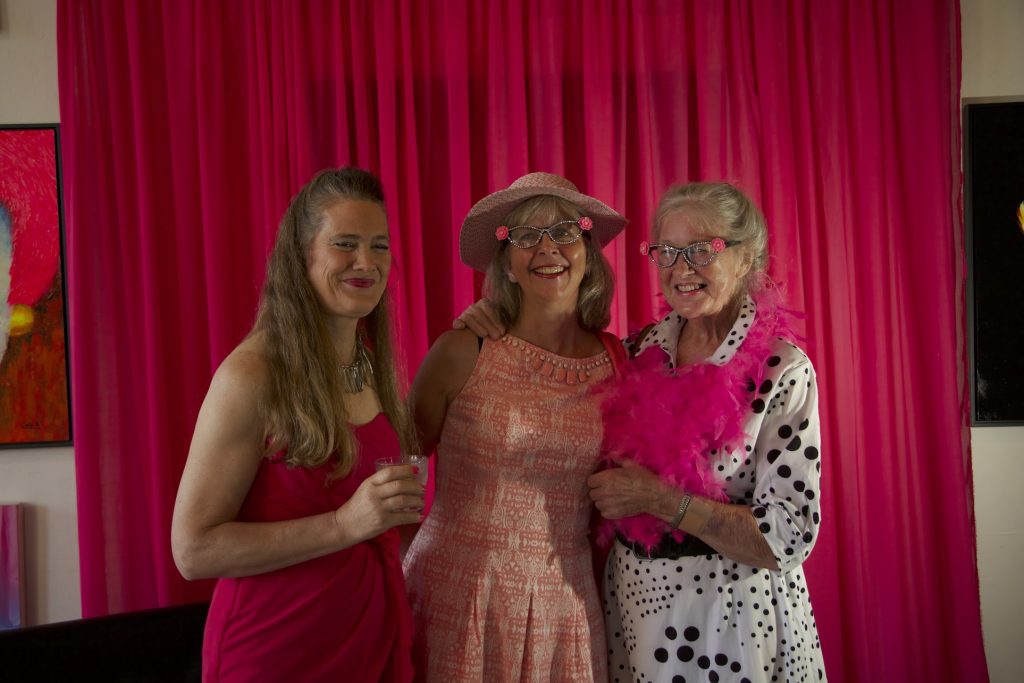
top-left (458, 172), bottom-right (628, 272)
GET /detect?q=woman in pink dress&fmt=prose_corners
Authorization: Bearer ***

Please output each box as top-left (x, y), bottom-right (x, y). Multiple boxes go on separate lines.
top-left (171, 167), bottom-right (423, 682)
top-left (403, 172), bottom-right (627, 682)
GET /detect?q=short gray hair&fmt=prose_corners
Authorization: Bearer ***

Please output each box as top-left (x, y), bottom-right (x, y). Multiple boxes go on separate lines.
top-left (654, 182), bottom-right (769, 291)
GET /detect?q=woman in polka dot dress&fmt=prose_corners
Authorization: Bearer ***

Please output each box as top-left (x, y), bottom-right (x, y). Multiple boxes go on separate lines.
top-left (587, 182), bottom-right (826, 683)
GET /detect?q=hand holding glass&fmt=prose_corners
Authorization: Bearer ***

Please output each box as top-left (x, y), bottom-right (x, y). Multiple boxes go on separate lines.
top-left (374, 454), bottom-right (429, 488)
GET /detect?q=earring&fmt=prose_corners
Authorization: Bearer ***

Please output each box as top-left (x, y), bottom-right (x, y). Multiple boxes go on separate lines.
top-left (506, 271), bottom-right (518, 283)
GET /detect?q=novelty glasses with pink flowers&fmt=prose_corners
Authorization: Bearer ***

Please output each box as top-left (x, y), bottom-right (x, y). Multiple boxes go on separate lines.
top-left (495, 216), bottom-right (593, 249)
top-left (640, 236), bottom-right (742, 269)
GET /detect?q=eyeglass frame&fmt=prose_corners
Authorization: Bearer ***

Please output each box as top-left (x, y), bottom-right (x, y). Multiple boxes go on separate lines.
top-left (640, 237), bottom-right (742, 269)
top-left (495, 216), bottom-right (594, 249)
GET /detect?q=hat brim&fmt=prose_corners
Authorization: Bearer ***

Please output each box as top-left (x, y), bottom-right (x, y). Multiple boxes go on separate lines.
top-left (459, 185), bottom-right (628, 272)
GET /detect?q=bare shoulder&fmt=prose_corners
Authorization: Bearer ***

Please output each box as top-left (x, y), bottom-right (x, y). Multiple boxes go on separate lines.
top-left (415, 328), bottom-right (481, 397)
top-left (411, 329), bottom-right (481, 452)
top-left (187, 337), bottom-right (273, 465)
top-left (430, 328), bottom-right (483, 364)
top-left (207, 337), bottom-right (272, 411)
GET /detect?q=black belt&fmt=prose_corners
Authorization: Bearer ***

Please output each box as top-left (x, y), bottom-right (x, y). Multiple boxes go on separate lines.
top-left (616, 531), bottom-right (717, 560)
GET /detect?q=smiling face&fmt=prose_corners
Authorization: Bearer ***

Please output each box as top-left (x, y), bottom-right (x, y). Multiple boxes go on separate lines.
top-left (306, 198), bottom-right (391, 321)
top-left (655, 208), bottom-right (750, 322)
top-left (505, 204), bottom-right (589, 310)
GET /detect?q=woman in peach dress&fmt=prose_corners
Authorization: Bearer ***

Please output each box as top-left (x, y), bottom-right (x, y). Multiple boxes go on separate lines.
top-left (403, 172), bottom-right (627, 682)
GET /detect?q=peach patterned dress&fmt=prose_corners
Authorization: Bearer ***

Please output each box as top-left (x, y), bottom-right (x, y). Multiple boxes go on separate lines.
top-left (403, 334), bottom-right (613, 682)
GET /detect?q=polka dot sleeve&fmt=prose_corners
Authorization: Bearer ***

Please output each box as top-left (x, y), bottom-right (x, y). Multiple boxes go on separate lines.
top-left (748, 348), bottom-right (823, 573)
top-left (623, 333), bottom-right (640, 357)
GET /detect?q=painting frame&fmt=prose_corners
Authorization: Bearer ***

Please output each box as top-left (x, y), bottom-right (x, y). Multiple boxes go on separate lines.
top-left (0, 123), bottom-right (73, 448)
top-left (963, 97), bottom-right (1024, 426)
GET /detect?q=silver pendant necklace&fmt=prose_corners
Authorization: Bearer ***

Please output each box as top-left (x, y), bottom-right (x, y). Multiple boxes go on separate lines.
top-left (340, 344), bottom-right (373, 393)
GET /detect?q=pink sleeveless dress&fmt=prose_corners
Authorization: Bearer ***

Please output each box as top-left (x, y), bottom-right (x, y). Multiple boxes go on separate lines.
top-left (202, 414), bottom-right (414, 683)
top-left (403, 335), bottom-right (613, 682)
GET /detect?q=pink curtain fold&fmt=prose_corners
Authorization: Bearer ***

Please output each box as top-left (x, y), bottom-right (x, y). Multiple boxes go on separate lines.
top-left (57, 1), bottom-right (986, 680)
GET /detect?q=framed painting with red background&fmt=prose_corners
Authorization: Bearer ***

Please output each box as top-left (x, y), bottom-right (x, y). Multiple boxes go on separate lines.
top-left (0, 124), bottom-right (72, 447)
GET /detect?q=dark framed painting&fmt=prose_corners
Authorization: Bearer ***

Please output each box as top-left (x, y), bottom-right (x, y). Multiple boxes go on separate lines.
top-left (963, 98), bottom-right (1024, 426)
top-left (0, 124), bottom-right (72, 446)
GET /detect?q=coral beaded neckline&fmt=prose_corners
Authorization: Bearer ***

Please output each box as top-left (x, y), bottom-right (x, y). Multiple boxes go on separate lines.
top-left (500, 334), bottom-right (611, 385)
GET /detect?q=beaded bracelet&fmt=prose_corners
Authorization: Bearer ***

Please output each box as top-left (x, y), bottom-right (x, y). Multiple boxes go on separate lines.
top-left (671, 493), bottom-right (692, 529)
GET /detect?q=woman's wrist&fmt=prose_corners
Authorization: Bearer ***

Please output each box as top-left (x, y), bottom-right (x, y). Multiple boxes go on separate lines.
top-left (670, 493), bottom-right (692, 529)
top-left (650, 481), bottom-right (685, 523)
top-left (677, 496), bottom-right (712, 535)
top-left (330, 506), bottom-right (358, 549)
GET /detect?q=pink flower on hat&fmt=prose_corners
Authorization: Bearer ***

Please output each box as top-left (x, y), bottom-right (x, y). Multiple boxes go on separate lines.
top-left (711, 237), bottom-right (727, 253)
top-left (495, 225), bottom-right (509, 240)
top-left (640, 241), bottom-right (650, 256)
top-left (578, 216), bottom-right (593, 231)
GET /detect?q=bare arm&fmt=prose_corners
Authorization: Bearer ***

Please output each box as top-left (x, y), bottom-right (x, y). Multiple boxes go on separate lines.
top-left (171, 346), bottom-right (424, 580)
top-left (672, 496), bottom-right (778, 570)
top-left (409, 329), bottom-right (480, 455)
top-left (587, 460), bottom-right (778, 570)
top-left (451, 299), bottom-right (505, 340)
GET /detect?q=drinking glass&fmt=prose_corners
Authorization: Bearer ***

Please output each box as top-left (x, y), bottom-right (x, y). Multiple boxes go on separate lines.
top-left (374, 454), bottom-right (428, 488)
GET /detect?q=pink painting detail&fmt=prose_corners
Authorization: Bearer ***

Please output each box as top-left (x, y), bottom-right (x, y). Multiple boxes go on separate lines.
top-left (0, 131), bottom-right (59, 305)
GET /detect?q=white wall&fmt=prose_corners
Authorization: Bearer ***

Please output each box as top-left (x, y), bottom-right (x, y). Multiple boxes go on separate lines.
top-left (970, 428), bottom-right (1024, 683)
top-left (0, 448), bottom-right (79, 625)
top-left (0, 0), bottom-right (80, 625)
top-left (961, 1), bottom-right (1024, 682)
top-left (962, 0), bottom-right (1024, 98)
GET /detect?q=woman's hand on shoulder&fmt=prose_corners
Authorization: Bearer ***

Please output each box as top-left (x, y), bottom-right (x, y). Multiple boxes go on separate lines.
top-left (334, 465), bottom-right (425, 544)
top-left (452, 298), bottom-right (505, 339)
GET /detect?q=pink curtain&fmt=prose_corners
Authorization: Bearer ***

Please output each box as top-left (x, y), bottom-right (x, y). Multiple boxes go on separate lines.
top-left (57, 1), bottom-right (986, 680)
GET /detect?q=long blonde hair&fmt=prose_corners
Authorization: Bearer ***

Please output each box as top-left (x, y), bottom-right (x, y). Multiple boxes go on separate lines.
top-left (253, 167), bottom-right (415, 477)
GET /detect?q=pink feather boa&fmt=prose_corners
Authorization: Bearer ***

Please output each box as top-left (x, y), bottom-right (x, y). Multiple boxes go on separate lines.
top-left (593, 281), bottom-right (798, 551)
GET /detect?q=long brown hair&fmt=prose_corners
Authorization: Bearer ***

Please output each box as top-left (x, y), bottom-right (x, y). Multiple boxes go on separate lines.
top-left (253, 167), bottom-right (416, 476)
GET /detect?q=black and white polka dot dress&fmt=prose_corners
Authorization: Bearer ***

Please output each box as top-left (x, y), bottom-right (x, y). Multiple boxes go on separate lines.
top-left (606, 297), bottom-right (826, 683)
